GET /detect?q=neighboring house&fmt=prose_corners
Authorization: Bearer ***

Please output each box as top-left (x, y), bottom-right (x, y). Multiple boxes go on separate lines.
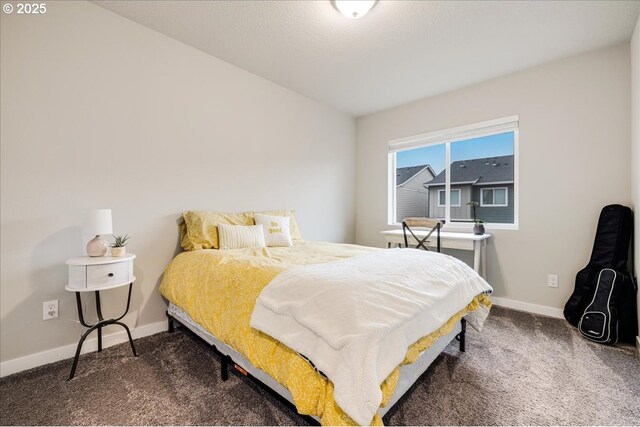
top-left (424, 155), bottom-right (514, 223)
top-left (396, 165), bottom-right (436, 221)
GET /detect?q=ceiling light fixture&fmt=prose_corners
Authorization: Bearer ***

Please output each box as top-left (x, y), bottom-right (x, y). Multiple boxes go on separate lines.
top-left (333, 0), bottom-right (377, 20)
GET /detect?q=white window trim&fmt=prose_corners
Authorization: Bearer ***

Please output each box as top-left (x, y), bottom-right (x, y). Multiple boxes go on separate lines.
top-left (387, 116), bottom-right (519, 230)
top-left (388, 115), bottom-right (519, 152)
top-left (438, 189), bottom-right (461, 207)
top-left (387, 153), bottom-right (397, 225)
top-left (480, 187), bottom-right (509, 207)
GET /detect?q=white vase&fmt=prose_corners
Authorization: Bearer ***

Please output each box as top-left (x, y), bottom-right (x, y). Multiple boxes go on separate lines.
top-left (111, 247), bottom-right (126, 257)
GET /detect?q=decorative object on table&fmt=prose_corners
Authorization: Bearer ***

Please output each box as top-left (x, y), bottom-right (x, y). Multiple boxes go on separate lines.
top-left (466, 201), bottom-right (479, 223)
top-left (467, 201), bottom-right (485, 235)
top-left (82, 209), bottom-right (113, 257)
top-left (65, 254), bottom-right (137, 380)
top-left (110, 234), bottom-right (130, 257)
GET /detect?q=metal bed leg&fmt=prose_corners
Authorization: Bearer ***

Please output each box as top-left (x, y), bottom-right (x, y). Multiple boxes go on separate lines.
top-left (211, 345), bottom-right (229, 381)
top-left (167, 312), bottom-right (175, 333)
top-left (456, 318), bottom-right (467, 352)
top-left (170, 319), bottom-right (319, 425)
top-left (221, 355), bottom-right (229, 381)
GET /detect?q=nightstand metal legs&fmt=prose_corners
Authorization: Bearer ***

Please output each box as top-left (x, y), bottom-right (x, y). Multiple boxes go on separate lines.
top-left (67, 283), bottom-right (137, 381)
top-left (95, 290), bottom-right (103, 351)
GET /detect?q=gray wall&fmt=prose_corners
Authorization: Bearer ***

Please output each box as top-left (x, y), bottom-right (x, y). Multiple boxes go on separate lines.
top-left (356, 44), bottom-right (631, 312)
top-left (0, 1), bottom-right (356, 363)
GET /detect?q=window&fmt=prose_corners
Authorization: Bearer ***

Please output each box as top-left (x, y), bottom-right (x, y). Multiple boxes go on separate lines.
top-left (388, 116), bottom-right (518, 229)
top-left (438, 189), bottom-right (460, 207)
top-left (481, 187), bottom-right (508, 207)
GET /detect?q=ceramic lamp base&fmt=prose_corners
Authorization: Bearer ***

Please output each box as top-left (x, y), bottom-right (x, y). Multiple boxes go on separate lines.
top-left (86, 235), bottom-right (108, 257)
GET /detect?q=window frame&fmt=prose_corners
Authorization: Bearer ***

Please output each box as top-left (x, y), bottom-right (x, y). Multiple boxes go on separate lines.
top-left (438, 189), bottom-right (461, 207)
top-left (388, 115), bottom-right (519, 231)
top-left (480, 187), bottom-right (508, 207)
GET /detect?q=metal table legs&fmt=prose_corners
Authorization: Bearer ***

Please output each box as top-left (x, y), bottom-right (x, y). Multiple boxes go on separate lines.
top-left (67, 283), bottom-right (137, 381)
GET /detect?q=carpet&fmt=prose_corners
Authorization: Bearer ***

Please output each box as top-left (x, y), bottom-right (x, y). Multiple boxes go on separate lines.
top-left (1, 306), bottom-right (638, 425)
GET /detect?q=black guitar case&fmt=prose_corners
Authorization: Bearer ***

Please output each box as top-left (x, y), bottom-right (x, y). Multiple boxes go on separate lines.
top-left (563, 204), bottom-right (637, 343)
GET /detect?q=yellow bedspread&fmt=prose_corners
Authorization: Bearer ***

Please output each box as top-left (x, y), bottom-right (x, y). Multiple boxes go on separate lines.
top-left (159, 241), bottom-right (491, 425)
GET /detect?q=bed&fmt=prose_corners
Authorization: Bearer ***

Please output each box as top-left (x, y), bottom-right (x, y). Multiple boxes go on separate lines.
top-left (159, 211), bottom-right (492, 426)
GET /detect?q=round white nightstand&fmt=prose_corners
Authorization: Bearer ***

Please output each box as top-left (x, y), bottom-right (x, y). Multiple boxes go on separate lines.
top-left (65, 254), bottom-right (138, 380)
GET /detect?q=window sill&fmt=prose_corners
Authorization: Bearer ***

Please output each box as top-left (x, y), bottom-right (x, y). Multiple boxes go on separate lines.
top-left (445, 223), bottom-right (518, 232)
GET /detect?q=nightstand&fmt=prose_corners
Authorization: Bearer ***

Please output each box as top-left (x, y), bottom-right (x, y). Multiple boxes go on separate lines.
top-left (65, 254), bottom-right (137, 380)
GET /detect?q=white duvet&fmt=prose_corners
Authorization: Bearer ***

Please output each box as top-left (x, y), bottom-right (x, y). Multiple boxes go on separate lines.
top-left (250, 248), bottom-right (492, 425)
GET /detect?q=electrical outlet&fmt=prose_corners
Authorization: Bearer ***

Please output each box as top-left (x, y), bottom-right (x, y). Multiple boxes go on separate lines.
top-left (43, 300), bottom-right (58, 320)
top-left (547, 274), bottom-right (559, 288)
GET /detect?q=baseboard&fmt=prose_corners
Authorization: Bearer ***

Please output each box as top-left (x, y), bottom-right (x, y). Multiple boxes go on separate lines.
top-left (0, 320), bottom-right (167, 378)
top-left (490, 296), bottom-right (564, 319)
top-left (0, 302), bottom-right (620, 374)
top-left (636, 337), bottom-right (640, 360)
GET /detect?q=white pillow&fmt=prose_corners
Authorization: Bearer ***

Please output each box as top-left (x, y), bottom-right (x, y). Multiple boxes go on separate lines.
top-left (217, 223), bottom-right (266, 249)
top-left (254, 214), bottom-right (293, 247)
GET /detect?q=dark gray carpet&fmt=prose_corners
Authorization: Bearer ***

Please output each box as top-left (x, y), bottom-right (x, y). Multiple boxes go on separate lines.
top-left (1, 307), bottom-right (639, 426)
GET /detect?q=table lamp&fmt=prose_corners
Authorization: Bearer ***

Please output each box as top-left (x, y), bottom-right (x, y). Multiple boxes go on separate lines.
top-left (83, 209), bottom-right (113, 257)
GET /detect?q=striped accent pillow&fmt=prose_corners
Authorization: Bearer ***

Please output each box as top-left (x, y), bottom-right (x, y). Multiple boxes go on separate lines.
top-left (217, 224), bottom-right (266, 249)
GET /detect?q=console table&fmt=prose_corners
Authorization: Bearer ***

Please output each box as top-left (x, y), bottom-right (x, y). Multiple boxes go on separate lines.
top-left (380, 230), bottom-right (491, 277)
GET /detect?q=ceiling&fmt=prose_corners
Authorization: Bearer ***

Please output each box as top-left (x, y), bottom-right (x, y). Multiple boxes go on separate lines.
top-left (96, 1), bottom-right (640, 117)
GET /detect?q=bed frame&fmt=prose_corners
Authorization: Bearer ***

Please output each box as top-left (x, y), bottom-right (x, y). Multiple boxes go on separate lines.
top-left (165, 303), bottom-right (466, 425)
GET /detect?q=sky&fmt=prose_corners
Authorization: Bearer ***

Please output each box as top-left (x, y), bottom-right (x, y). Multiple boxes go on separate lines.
top-left (396, 132), bottom-right (514, 173)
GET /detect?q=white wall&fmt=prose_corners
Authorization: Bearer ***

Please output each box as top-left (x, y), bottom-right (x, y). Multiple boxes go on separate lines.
top-left (356, 44), bottom-right (631, 312)
top-left (631, 15), bottom-right (640, 344)
top-left (0, 1), bottom-right (356, 364)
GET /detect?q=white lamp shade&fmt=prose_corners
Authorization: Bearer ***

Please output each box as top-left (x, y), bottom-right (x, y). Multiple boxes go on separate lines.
top-left (335, 0), bottom-right (376, 19)
top-left (82, 209), bottom-right (113, 236)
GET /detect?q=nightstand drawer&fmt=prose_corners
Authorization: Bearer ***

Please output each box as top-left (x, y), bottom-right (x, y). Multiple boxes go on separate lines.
top-left (67, 256), bottom-right (134, 290)
top-left (86, 262), bottom-right (131, 287)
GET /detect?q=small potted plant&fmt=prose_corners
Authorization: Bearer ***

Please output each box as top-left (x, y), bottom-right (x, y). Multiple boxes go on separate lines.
top-left (466, 201), bottom-right (479, 222)
top-left (110, 234), bottom-right (130, 257)
top-left (467, 201), bottom-right (485, 234)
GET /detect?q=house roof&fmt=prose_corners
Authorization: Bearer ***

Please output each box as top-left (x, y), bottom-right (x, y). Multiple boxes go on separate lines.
top-left (396, 165), bottom-right (433, 186)
top-left (425, 155), bottom-right (514, 186)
